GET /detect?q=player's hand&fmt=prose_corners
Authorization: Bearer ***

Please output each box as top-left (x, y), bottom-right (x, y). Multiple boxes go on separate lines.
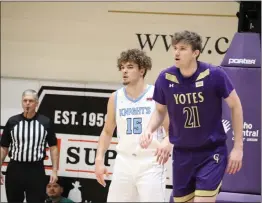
top-left (155, 137), bottom-right (172, 165)
top-left (49, 170), bottom-right (58, 184)
top-left (140, 130), bottom-right (153, 149)
top-left (95, 159), bottom-right (109, 187)
top-left (226, 147), bottom-right (243, 174)
top-left (0, 172), bottom-right (4, 185)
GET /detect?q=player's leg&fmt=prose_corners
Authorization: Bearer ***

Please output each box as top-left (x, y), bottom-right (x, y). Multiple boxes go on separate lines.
top-left (194, 145), bottom-right (228, 203)
top-left (136, 163), bottom-right (166, 202)
top-left (107, 155), bottom-right (138, 202)
top-left (171, 149), bottom-right (196, 203)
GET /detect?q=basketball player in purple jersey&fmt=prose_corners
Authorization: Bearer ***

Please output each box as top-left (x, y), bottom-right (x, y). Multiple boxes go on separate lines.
top-left (140, 31), bottom-right (244, 202)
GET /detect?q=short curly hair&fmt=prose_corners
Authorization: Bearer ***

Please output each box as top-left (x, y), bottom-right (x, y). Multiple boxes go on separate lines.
top-left (117, 49), bottom-right (152, 78)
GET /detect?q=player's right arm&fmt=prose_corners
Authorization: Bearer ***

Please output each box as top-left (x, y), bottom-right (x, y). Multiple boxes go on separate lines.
top-left (141, 71), bottom-right (168, 149)
top-left (95, 92), bottom-right (116, 187)
top-left (140, 102), bottom-right (167, 149)
top-left (147, 102), bottom-right (168, 134)
top-left (155, 108), bottom-right (173, 165)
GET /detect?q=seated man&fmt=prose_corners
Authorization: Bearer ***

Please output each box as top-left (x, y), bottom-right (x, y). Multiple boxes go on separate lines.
top-left (46, 179), bottom-right (74, 203)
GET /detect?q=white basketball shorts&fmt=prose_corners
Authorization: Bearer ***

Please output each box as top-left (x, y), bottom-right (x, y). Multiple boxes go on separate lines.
top-left (107, 153), bottom-right (166, 202)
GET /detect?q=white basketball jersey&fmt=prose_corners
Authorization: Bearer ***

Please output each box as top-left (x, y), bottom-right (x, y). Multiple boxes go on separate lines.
top-left (115, 84), bottom-right (165, 156)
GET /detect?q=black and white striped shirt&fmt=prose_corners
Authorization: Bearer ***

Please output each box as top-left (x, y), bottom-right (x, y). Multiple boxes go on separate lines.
top-left (0, 113), bottom-right (57, 162)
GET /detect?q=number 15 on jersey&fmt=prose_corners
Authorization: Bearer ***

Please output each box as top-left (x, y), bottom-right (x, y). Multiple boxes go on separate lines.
top-left (126, 117), bottom-right (142, 135)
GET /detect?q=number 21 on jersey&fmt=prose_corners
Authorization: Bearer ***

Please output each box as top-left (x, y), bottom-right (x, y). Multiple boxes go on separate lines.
top-left (183, 106), bottom-right (200, 128)
top-left (126, 117), bottom-right (142, 134)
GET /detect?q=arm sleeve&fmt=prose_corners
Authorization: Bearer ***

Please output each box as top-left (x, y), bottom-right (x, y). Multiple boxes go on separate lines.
top-left (215, 67), bottom-right (235, 99)
top-left (153, 73), bottom-right (166, 105)
top-left (46, 120), bottom-right (57, 147)
top-left (0, 119), bottom-right (12, 148)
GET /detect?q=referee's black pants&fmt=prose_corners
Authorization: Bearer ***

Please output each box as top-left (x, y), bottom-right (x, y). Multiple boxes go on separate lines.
top-left (5, 160), bottom-right (47, 203)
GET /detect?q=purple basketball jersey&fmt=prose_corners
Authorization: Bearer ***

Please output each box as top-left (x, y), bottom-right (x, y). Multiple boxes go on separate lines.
top-left (153, 61), bottom-right (234, 149)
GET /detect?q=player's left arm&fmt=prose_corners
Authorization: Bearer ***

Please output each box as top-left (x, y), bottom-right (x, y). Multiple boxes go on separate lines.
top-left (224, 90), bottom-right (244, 174)
top-left (224, 90), bottom-right (243, 150)
top-left (217, 67), bottom-right (244, 175)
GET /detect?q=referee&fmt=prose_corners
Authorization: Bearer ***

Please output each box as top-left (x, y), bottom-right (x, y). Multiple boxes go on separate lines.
top-left (0, 89), bottom-right (59, 203)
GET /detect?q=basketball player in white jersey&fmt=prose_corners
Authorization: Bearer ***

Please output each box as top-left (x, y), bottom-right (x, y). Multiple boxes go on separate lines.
top-left (95, 49), bottom-right (172, 202)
